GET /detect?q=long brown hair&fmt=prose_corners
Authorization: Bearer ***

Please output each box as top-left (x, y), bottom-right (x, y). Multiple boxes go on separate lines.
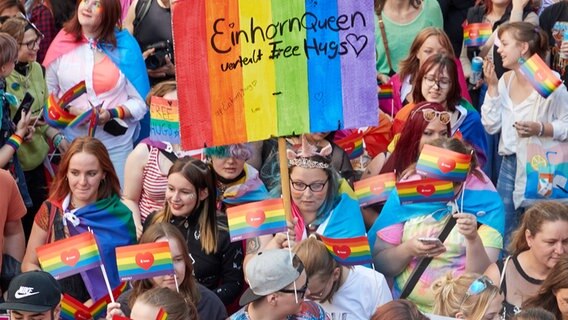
top-left (49, 136), bottom-right (120, 203)
top-left (129, 223), bottom-right (200, 308)
top-left (148, 157), bottom-right (219, 254)
top-left (523, 255), bottom-right (568, 319)
top-left (0, 0), bottom-right (25, 17)
top-left (134, 287), bottom-right (198, 320)
top-left (63, 0), bottom-right (121, 47)
top-left (509, 201), bottom-right (568, 255)
top-left (497, 22), bottom-right (548, 60)
top-left (412, 53), bottom-right (461, 112)
top-left (371, 300), bottom-right (429, 320)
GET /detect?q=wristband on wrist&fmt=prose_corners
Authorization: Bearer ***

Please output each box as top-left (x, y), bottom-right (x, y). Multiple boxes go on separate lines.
top-left (53, 132), bottom-right (65, 149)
top-left (538, 122), bottom-right (544, 137)
top-left (6, 134), bottom-right (23, 151)
top-left (108, 106), bottom-right (126, 119)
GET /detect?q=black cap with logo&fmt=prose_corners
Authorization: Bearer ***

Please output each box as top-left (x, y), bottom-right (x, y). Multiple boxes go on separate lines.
top-left (0, 271), bottom-right (61, 312)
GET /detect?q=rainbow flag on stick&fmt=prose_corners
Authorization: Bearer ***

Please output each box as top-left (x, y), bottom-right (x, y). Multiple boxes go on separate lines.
top-left (319, 235), bottom-right (372, 265)
top-left (336, 132), bottom-right (364, 159)
top-left (416, 144), bottom-right (471, 182)
top-left (43, 81), bottom-right (88, 128)
top-left (36, 232), bottom-right (102, 280)
top-left (354, 172), bottom-right (396, 206)
top-left (463, 23), bottom-right (492, 47)
top-left (60, 294), bottom-right (92, 320)
top-left (226, 198), bottom-right (287, 242)
top-left (58, 81), bottom-right (87, 108)
top-left (519, 53), bottom-right (562, 98)
top-left (156, 308), bottom-right (168, 320)
top-left (116, 242), bottom-right (174, 281)
top-left (396, 178), bottom-right (454, 204)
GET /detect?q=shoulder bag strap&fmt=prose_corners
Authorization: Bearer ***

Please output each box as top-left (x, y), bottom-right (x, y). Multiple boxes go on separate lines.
top-left (377, 13), bottom-right (395, 76)
top-left (499, 255), bottom-right (512, 291)
top-left (45, 202), bottom-right (58, 245)
top-left (399, 216), bottom-right (458, 299)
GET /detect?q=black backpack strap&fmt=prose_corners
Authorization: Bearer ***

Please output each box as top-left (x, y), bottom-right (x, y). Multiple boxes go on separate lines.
top-left (133, 0), bottom-right (152, 36)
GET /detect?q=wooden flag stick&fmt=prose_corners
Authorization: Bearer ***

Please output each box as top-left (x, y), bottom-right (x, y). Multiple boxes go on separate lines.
top-left (278, 137), bottom-right (292, 221)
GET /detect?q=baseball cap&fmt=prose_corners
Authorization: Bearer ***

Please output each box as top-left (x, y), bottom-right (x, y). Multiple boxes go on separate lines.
top-left (239, 249), bottom-right (304, 306)
top-left (0, 271), bottom-right (61, 312)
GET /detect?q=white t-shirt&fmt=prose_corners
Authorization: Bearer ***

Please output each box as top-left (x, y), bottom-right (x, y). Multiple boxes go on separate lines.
top-left (318, 266), bottom-right (392, 320)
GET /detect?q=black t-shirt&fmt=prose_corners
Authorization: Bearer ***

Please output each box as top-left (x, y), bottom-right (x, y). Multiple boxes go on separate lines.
top-left (539, 2), bottom-right (568, 82)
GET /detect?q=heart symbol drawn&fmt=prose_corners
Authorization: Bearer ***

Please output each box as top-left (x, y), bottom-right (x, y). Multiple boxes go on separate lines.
top-left (346, 33), bottom-right (368, 57)
top-left (370, 182), bottom-right (385, 195)
top-left (333, 245), bottom-right (351, 259)
top-left (417, 184), bottom-right (435, 197)
top-left (246, 210), bottom-right (266, 228)
top-left (135, 252), bottom-right (155, 270)
top-left (61, 249), bottom-right (80, 267)
top-left (314, 92), bottom-right (324, 102)
top-left (437, 158), bottom-right (456, 173)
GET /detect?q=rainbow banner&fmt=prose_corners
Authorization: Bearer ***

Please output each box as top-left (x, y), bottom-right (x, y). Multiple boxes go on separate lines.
top-left (226, 198), bottom-right (287, 242)
top-left (335, 132), bottom-right (364, 159)
top-left (150, 96), bottom-right (180, 144)
top-left (156, 308), bottom-right (168, 320)
top-left (463, 23), bottom-right (492, 47)
top-left (172, 0), bottom-right (377, 150)
top-left (416, 144), bottom-right (472, 182)
top-left (116, 242), bottom-right (174, 281)
top-left (43, 81), bottom-right (88, 128)
top-left (519, 53), bottom-right (562, 98)
top-left (319, 235), bottom-right (372, 265)
top-left (36, 232), bottom-right (102, 280)
top-left (354, 172), bottom-right (396, 206)
top-left (395, 178), bottom-right (454, 204)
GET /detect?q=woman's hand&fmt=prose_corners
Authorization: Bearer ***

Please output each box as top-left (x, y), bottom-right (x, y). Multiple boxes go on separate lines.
top-left (483, 59), bottom-right (498, 88)
top-left (513, 121), bottom-right (540, 138)
top-left (97, 108), bottom-right (111, 126)
top-left (15, 110), bottom-right (32, 138)
top-left (106, 302), bottom-right (125, 319)
top-left (266, 217), bottom-right (298, 249)
top-left (512, 0), bottom-right (530, 10)
top-left (454, 212), bottom-right (479, 241)
top-left (405, 236), bottom-right (446, 258)
top-left (377, 73), bottom-right (390, 85)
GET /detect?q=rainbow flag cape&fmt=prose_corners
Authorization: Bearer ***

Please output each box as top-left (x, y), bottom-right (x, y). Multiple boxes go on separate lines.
top-left (336, 131), bottom-right (364, 159)
top-left (416, 144), bottom-right (472, 182)
top-left (519, 54), bottom-right (562, 98)
top-left (463, 23), bottom-right (492, 47)
top-left (36, 232), bottom-right (102, 280)
top-left (156, 308), bottom-right (168, 320)
top-left (226, 198), bottom-right (287, 242)
top-left (395, 178), bottom-right (454, 204)
top-left (116, 242), bottom-right (174, 281)
top-left (354, 172), bottom-right (396, 206)
top-left (319, 235), bottom-right (372, 265)
top-left (172, 0), bottom-right (377, 150)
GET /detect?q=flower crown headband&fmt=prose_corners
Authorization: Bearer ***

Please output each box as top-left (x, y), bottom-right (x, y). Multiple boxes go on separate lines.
top-left (287, 135), bottom-right (332, 169)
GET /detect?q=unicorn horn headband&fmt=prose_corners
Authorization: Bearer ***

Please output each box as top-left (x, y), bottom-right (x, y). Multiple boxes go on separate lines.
top-left (287, 135), bottom-right (332, 169)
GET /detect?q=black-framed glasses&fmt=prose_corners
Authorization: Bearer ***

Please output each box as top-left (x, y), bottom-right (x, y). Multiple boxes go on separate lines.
top-left (458, 275), bottom-right (493, 309)
top-left (290, 179), bottom-right (328, 192)
top-left (423, 75), bottom-right (452, 89)
top-left (19, 37), bottom-right (41, 50)
top-left (279, 278), bottom-right (309, 299)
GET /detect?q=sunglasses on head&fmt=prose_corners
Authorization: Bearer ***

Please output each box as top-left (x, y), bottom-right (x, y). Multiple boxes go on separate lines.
top-left (458, 275), bottom-right (494, 309)
top-left (411, 106), bottom-right (451, 125)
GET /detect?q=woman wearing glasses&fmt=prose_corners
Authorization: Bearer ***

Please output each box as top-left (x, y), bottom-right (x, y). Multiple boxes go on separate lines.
top-left (293, 236), bottom-right (392, 319)
top-left (370, 137), bottom-right (504, 313)
top-left (432, 273), bottom-right (503, 320)
top-left (144, 157), bottom-right (244, 307)
top-left (0, 16), bottom-right (67, 238)
top-left (390, 53), bottom-right (488, 167)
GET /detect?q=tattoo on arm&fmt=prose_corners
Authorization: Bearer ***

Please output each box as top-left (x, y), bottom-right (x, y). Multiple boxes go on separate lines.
top-left (246, 237), bottom-right (261, 255)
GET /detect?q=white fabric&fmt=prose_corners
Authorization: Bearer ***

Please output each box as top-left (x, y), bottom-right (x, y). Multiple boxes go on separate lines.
top-left (481, 72), bottom-right (568, 156)
top-left (318, 266), bottom-right (392, 320)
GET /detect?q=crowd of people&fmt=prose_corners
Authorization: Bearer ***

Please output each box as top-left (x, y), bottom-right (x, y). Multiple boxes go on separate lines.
top-left (0, 0), bottom-right (567, 319)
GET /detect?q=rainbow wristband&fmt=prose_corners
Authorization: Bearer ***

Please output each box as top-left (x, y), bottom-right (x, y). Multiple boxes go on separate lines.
top-left (109, 106), bottom-right (126, 119)
top-left (6, 134), bottom-right (23, 151)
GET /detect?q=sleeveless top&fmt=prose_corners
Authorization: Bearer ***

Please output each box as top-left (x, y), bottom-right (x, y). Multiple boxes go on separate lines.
top-left (139, 145), bottom-right (168, 221)
top-left (497, 255), bottom-right (543, 319)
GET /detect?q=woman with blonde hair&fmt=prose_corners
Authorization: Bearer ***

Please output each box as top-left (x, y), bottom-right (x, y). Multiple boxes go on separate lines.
top-left (484, 201), bottom-right (568, 318)
top-left (293, 237), bottom-right (391, 319)
top-left (432, 273), bottom-right (502, 320)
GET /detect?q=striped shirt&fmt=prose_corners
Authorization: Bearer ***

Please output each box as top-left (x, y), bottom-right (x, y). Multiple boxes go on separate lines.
top-left (139, 146), bottom-right (168, 221)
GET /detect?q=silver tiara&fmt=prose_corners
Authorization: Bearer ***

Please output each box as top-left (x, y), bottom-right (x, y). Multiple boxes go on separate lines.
top-left (288, 157), bottom-right (330, 169)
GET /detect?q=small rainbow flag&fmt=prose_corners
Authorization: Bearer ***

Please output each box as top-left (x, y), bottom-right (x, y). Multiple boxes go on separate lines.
top-left (226, 198), bottom-right (287, 242)
top-left (354, 172), bottom-right (396, 206)
top-left (43, 94), bottom-right (75, 128)
top-left (156, 308), bottom-right (168, 320)
top-left (336, 133), bottom-right (364, 159)
top-left (378, 83), bottom-right (393, 100)
top-left (36, 232), bottom-right (102, 280)
top-left (67, 108), bottom-right (94, 128)
top-left (463, 23), bottom-right (492, 47)
top-left (90, 282), bottom-right (129, 320)
top-left (396, 178), bottom-right (454, 204)
top-left (519, 53), bottom-right (562, 98)
top-left (58, 81), bottom-right (87, 108)
top-left (416, 144), bottom-right (471, 182)
top-left (60, 294), bottom-right (92, 320)
top-left (116, 242), bottom-right (174, 281)
top-left (319, 235), bottom-right (372, 265)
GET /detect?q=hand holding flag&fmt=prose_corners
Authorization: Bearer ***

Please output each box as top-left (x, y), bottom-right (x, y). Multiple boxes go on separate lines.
top-left (226, 198), bottom-right (288, 242)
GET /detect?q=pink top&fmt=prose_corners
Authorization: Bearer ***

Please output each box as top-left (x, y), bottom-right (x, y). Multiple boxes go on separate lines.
top-left (139, 146), bottom-right (168, 221)
top-left (93, 55), bottom-right (120, 95)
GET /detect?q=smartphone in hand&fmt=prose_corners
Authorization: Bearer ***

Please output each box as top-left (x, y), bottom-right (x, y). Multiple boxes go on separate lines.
top-left (418, 237), bottom-right (443, 247)
top-left (12, 92), bottom-right (34, 125)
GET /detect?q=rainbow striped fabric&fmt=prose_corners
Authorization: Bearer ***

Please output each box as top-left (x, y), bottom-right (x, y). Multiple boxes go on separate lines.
top-left (172, 0), bottom-right (377, 150)
top-left (395, 178), bottom-right (454, 204)
top-left (354, 172), bottom-right (396, 206)
top-left (226, 198), bottom-right (287, 242)
top-left (319, 235), bottom-right (372, 265)
top-left (116, 242), bottom-right (174, 281)
top-left (463, 23), bottom-right (492, 47)
top-left (36, 232), bottom-right (102, 280)
top-left (60, 294), bottom-right (91, 320)
top-left (416, 144), bottom-right (471, 182)
top-left (336, 132), bottom-right (364, 159)
top-left (43, 94), bottom-right (75, 128)
top-left (519, 54), bottom-right (562, 98)
top-left (378, 83), bottom-right (393, 99)
top-left (156, 308), bottom-right (168, 320)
